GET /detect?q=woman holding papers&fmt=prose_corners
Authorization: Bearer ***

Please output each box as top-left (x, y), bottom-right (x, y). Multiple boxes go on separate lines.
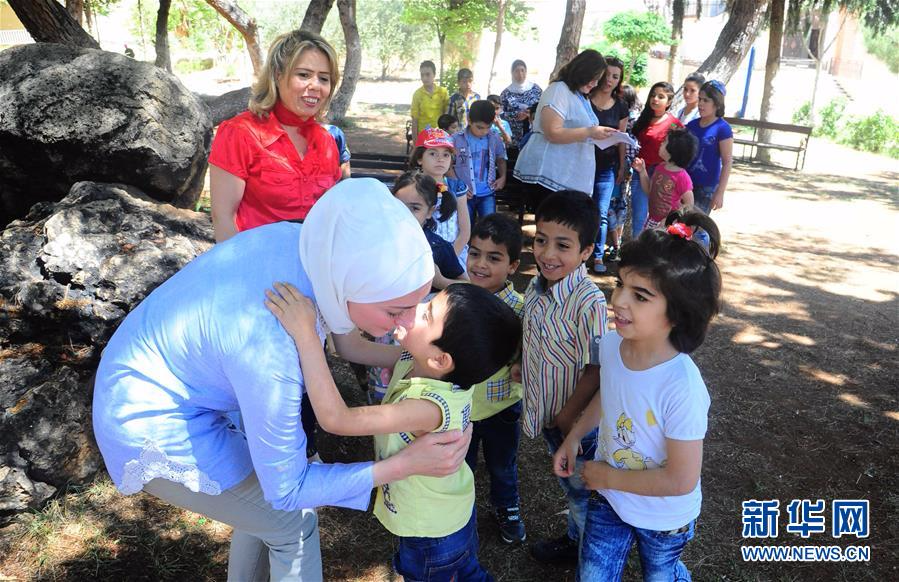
top-left (513, 50), bottom-right (619, 199)
top-left (588, 56), bottom-right (629, 273)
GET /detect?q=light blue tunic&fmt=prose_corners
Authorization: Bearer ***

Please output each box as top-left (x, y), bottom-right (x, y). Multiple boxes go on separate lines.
top-left (92, 222), bottom-right (374, 511)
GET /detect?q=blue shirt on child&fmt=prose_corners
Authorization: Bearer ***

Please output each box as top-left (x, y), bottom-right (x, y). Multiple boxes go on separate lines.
top-left (686, 118), bottom-right (733, 187)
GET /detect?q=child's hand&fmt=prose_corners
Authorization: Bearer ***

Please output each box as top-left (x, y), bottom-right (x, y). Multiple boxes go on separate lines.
top-left (265, 282), bottom-right (318, 342)
top-left (509, 362), bottom-right (522, 383)
top-left (581, 460), bottom-right (612, 490)
top-left (490, 175), bottom-right (506, 191)
top-left (552, 436), bottom-right (581, 478)
top-left (616, 165), bottom-right (629, 185)
top-left (631, 157), bottom-right (646, 173)
top-left (467, 190), bottom-right (474, 200)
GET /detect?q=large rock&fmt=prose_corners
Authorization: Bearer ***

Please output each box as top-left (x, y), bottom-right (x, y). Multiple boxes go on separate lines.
top-left (0, 182), bottom-right (213, 524)
top-left (0, 43), bottom-right (212, 227)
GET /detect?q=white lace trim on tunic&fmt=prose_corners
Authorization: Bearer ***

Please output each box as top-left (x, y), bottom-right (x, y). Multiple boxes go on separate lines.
top-left (119, 440), bottom-right (222, 496)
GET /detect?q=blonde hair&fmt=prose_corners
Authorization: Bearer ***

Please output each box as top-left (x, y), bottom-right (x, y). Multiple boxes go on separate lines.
top-left (248, 29), bottom-right (340, 121)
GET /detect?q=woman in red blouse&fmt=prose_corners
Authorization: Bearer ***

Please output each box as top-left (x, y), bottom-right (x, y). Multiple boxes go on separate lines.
top-left (209, 30), bottom-right (342, 242)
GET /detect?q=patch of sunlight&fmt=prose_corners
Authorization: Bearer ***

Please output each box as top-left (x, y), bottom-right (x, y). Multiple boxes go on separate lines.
top-left (838, 393), bottom-right (871, 408)
top-left (781, 332), bottom-right (816, 346)
top-left (799, 365), bottom-right (848, 386)
top-left (760, 341), bottom-right (782, 349)
top-left (884, 411), bottom-right (899, 421)
top-left (732, 326), bottom-right (767, 344)
top-left (817, 280), bottom-right (898, 303)
top-left (354, 563), bottom-right (394, 582)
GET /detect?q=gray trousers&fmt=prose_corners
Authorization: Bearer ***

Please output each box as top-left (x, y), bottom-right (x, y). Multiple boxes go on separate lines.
top-left (143, 473), bottom-right (322, 581)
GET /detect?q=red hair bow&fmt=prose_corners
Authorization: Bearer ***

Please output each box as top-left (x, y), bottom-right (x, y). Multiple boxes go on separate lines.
top-left (667, 222), bottom-right (693, 240)
top-left (436, 182), bottom-right (448, 194)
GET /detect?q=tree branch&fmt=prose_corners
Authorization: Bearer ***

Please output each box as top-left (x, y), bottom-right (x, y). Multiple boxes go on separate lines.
top-left (8, 0), bottom-right (99, 49)
top-left (204, 0), bottom-right (264, 75)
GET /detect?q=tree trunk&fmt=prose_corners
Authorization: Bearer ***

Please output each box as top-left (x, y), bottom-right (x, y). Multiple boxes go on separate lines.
top-left (328, 0), bottom-right (361, 124)
top-left (65, 0), bottom-right (84, 26)
top-left (695, 1), bottom-right (769, 84)
top-left (667, 0), bottom-right (684, 83)
top-left (204, 0), bottom-right (264, 76)
top-left (757, 0), bottom-right (785, 161)
top-left (154, 0), bottom-right (172, 73)
top-left (8, 0), bottom-right (99, 49)
top-left (301, 0), bottom-right (336, 34)
top-left (552, 0), bottom-right (586, 79)
top-left (437, 27), bottom-right (446, 82)
top-left (487, 0), bottom-right (507, 94)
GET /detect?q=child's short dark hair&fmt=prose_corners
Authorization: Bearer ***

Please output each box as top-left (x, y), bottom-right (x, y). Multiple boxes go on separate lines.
top-left (420, 60), bottom-right (436, 74)
top-left (457, 68), bottom-right (473, 81)
top-left (535, 190), bottom-right (598, 252)
top-left (486, 94), bottom-right (502, 106)
top-left (471, 213), bottom-right (523, 263)
top-left (434, 284), bottom-right (522, 388)
top-left (618, 208), bottom-right (722, 354)
top-left (469, 100), bottom-right (495, 125)
top-left (438, 114), bottom-right (458, 131)
top-left (664, 127), bottom-right (698, 168)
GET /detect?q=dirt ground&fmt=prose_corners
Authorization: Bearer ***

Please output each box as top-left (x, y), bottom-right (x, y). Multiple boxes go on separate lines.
top-left (1, 94), bottom-right (896, 581)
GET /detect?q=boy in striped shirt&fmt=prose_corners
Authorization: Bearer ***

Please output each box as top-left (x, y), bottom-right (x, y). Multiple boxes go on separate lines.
top-left (521, 190), bottom-right (608, 563)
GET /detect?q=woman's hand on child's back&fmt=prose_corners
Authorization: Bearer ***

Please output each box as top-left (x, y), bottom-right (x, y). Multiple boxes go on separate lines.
top-left (265, 282), bottom-right (319, 342)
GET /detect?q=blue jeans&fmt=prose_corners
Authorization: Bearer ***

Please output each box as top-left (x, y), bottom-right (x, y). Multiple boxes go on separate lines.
top-left (630, 167), bottom-right (654, 238)
top-left (394, 508), bottom-right (493, 582)
top-left (691, 183), bottom-right (716, 248)
top-left (542, 426), bottom-right (598, 541)
top-left (465, 401), bottom-right (521, 509)
top-left (592, 167), bottom-right (616, 256)
top-left (468, 193), bottom-right (496, 225)
top-left (578, 494), bottom-right (694, 582)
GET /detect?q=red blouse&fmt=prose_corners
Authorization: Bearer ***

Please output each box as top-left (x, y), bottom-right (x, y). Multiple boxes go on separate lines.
top-left (209, 110), bottom-right (340, 231)
top-left (636, 112), bottom-right (683, 168)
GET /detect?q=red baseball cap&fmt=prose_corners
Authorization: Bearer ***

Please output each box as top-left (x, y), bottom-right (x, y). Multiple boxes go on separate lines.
top-left (414, 128), bottom-right (455, 150)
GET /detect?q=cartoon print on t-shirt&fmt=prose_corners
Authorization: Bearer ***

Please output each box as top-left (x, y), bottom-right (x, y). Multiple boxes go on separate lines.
top-left (611, 413), bottom-right (659, 470)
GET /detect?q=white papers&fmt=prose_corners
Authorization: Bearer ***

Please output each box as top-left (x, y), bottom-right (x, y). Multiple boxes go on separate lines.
top-left (588, 132), bottom-right (637, 150)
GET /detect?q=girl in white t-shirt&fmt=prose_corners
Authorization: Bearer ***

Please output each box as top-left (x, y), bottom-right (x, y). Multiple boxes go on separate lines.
top-left (553, 208), bottom-right (722, 581)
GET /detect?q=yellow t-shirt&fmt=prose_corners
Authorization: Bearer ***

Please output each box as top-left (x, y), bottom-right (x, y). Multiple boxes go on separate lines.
top-left (373, 353), bottom-right (475, 538)
top-left (411, 85), bottom-right (450, 132)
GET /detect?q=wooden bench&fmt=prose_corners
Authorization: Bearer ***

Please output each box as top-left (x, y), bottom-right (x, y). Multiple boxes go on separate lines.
top-left (350, 152), bottom-right (407, 184)
top-left (724, 116), bottom-right (813, 171)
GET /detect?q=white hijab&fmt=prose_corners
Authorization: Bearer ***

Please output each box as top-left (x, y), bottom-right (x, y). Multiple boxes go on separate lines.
top-left (299, 178), bottom-right (435, 334)
top-left (506, 79), bottom-right (535, 94)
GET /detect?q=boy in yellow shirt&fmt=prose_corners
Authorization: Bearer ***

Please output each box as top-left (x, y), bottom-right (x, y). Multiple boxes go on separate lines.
top-left (267, 282), bottom-right (520, 581)
top-left (411, 60), bottom-right (449, 136)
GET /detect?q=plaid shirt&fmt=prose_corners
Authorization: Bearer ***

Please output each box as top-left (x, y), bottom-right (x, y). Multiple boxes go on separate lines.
top-left (521, 265), bottom-right (608, 438)
top-left (470, 280), bottom-right (525, 421)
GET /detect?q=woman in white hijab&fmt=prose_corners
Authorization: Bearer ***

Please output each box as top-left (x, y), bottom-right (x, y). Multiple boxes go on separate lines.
top-left (92, 178), bottom-right (468, 582)
top-left (500, 59), bottom-right (543, 145)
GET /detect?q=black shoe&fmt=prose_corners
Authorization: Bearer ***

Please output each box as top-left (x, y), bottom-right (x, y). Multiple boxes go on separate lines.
top-left (530, 533), bottom-right (579, 563)
top-left (607, 246), bottom-right (619, 262)
top-left (496, 506), bottom-right (526, 544)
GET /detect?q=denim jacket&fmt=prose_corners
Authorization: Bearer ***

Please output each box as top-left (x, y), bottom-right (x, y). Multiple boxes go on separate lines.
top-left (451, 129), bottom-right (506, 197)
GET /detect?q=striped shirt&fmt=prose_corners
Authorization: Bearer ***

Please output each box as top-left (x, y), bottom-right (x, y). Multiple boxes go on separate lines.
top-left (521, 264), bottom-right (608, 438)
top-left (470, 280), bottom-right (524, 421)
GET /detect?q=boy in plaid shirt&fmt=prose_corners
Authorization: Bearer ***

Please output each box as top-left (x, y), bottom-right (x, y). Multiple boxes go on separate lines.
top-left (464, 213), bottom-right (527, 544)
